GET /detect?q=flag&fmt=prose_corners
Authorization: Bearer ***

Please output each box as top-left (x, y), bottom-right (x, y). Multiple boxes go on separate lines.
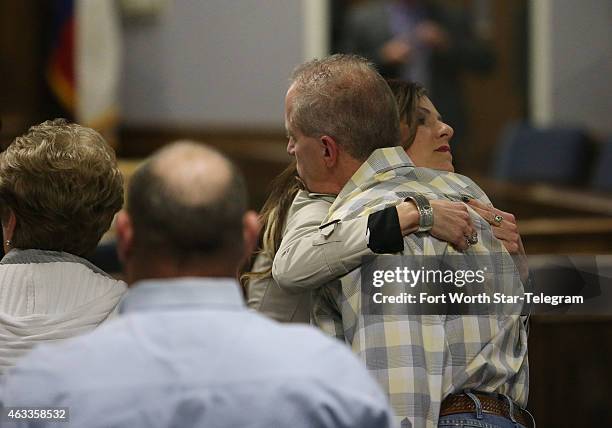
top-left (47, 0), bottom-right (122, 147)
top-left (46, 0), bottom-right (76, 115)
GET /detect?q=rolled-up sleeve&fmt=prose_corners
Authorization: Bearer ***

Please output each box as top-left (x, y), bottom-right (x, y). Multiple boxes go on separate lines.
top-left (273, 191), bottom-right (404, 293)
top-left (273, 191), bottom-right (370, 292)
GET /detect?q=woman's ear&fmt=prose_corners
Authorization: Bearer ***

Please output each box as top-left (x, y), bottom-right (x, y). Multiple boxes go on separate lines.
top-left (320, 135), bottom-right (339, 168)
top-left (2, 209), bottom-right (17, 252)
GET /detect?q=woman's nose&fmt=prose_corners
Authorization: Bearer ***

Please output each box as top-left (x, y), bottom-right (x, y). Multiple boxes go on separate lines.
top-left (438, 121), bottom-right (454, 140)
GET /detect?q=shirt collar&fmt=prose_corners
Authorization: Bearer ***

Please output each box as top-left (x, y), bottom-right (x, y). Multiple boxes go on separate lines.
top-left (0, 248), bottom-right (111, 277)
top-left (119, 277), bottom-right (245, 314)
top-left (336, 147), bottom-right (414, 200)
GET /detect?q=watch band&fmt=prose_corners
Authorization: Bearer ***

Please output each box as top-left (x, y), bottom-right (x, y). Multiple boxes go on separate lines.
top-left (405, 194), bottom-right (434, 232)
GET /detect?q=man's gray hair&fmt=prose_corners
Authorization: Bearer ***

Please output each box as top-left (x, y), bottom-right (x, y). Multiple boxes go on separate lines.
top-left (289, 54), bottom-right (400, 161)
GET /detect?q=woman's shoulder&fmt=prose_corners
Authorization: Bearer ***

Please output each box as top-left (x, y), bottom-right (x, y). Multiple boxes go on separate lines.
top-left (284, 191), bottom-right (336, 224)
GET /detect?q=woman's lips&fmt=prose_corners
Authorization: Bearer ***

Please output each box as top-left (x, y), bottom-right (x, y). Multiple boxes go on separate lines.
top-left (435, 145), bottom-right (451, 152)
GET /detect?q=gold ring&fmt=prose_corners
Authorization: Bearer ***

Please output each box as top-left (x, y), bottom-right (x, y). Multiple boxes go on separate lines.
top-left (494, 214), bottom-right (504, 225)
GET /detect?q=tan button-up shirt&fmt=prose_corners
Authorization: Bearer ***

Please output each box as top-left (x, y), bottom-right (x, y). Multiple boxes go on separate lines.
top-left (247, 191), bottom-right (372, 323)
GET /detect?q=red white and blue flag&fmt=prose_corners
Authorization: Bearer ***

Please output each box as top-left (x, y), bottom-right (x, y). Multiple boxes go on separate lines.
top-left (47, 0), bottom-right (122, 144)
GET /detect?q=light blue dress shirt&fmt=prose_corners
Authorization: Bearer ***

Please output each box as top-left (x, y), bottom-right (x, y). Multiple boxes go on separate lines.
top-left (0, 277), bottom-right (394, 428)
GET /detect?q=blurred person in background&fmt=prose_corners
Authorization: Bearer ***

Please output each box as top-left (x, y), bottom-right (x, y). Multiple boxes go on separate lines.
top-left (0, 142), bottom-right (395, 428)
top-left (0, 119), bottom-right (126, 374)
top-left (340, 0), bottom-right (495, 158)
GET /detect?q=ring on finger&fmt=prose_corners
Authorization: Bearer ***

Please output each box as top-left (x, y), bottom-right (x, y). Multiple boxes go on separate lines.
top-left (493, 214), bottom-right (504, 225)
top-left (467, 233), bottom-right (478, 245)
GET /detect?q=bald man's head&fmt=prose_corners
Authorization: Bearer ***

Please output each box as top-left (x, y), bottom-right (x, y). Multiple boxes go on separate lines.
top-left (151, 142), bottom-right (234, 207)
top-left (124, 141), bottom-right (249, 273)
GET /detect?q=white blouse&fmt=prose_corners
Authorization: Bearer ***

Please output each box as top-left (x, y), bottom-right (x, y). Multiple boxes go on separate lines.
top-left (0, 249), bottom-right (127, 374)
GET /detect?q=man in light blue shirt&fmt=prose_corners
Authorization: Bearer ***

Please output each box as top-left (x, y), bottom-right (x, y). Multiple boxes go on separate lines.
top-left (0, 142), bottom-right (394, 428)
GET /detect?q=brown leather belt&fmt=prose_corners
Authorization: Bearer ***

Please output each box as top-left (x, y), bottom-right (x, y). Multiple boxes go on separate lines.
top-left (440, 392), bottom-right (533, 428)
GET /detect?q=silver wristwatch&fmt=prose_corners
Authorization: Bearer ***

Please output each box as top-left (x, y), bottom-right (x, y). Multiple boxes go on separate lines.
top-left (405, 194), bottom-right (434, 232)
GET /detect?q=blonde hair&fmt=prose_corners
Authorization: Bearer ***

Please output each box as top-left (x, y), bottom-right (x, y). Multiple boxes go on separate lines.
top-left (0, 119), bottom-right (124, 256)
top-left (240, 162), bottom-right (301, 285)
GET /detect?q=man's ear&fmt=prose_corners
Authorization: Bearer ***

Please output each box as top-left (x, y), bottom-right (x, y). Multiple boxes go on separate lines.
top-left (320, 135), bottom-right (339, 168)
top-left (115, 210), bottom-right (133, 265)
top-left (242, 210), bottom-right (260, 260)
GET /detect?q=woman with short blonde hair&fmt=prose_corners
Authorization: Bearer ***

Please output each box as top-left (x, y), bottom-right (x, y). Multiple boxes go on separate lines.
top-left (0, 119), bottom-right (127, 374)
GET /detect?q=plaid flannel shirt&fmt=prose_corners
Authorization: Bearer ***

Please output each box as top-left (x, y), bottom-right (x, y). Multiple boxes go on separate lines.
top-left (314, 147), bottom-right (529, 428)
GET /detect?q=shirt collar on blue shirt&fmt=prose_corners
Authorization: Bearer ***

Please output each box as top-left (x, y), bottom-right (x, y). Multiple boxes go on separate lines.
top-left (119, 277), bottom-right (245, 314)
